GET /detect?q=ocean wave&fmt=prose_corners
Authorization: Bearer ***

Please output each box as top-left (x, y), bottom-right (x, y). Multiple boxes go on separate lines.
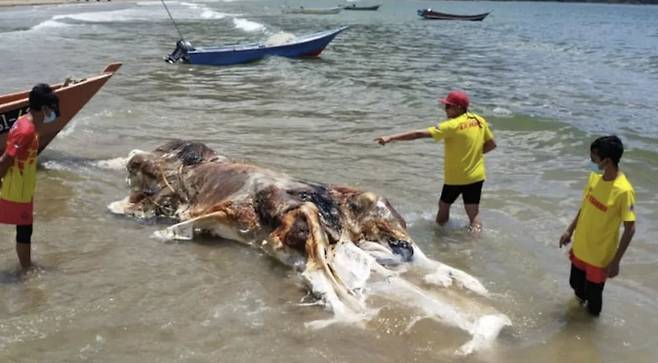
top-left (53, 8), bottom-right (151, 23)
top-left (232, 18), bottom-right (265, 33)
top-left (30, 19), bottom-right (74, 31)
top-left (200, 10), bottom-right (227, 19)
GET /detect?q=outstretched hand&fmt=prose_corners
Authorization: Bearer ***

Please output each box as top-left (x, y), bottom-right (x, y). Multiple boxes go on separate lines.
top-left (374, 136), bottom-right (391, 145)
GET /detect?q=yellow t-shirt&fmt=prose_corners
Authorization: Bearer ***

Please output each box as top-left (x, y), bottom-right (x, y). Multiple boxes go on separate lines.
top-left (573, 172), bottom-right (636, 267)
top-left (427, 112), bottom-right (494, 185)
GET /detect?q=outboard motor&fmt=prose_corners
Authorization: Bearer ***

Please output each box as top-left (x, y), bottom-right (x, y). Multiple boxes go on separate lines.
top-left (165, 39), bottom-right (194, 64)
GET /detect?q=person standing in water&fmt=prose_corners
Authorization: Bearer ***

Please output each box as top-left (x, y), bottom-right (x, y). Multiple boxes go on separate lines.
top-left (559, 135), bottom-right (636, 316)
top-left (0, 84), bottom-right (59, 270)
top-left (374, 90), bottom-right (496, 232)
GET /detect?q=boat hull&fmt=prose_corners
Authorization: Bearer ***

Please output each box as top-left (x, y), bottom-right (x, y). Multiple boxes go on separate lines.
top-left (417, 9), bottom-right (489, 21)
top-left (343, 5), bottom-right (381, 11)
top-left (0, 63), bottom-right (121, 155)
top-left (185, 27), bottom-right (347, 66)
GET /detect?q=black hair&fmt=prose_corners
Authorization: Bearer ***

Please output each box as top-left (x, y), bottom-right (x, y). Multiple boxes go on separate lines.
top-left (29, 83), bottom-right (60, 115)
top-left (591, 135), bottom-right (624, 167)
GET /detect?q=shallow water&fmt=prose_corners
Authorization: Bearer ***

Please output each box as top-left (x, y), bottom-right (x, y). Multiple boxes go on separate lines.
top-left (1, 0), bottom-right (657, 362)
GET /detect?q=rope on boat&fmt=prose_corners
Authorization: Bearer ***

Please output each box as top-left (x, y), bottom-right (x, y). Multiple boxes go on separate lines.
top-left (160, 0), bottom-right (185, 41)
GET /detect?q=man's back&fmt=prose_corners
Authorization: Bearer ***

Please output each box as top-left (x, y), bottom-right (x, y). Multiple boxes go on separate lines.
top-left (430, 112), bottom-right (494, 185)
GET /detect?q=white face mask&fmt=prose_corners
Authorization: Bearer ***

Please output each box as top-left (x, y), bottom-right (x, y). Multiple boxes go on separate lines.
top-left (589, 161), bottom-right (601, 173)
top-left (44, 110), bottom-right (57, 124)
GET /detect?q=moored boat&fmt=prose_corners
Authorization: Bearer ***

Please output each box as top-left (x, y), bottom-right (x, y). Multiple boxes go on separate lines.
top-left (282, 6), bottom-right (342, 14)
top-left (0, 63), bottom-right (121, 155)
top-left (343, 4), bottom-right (381, 11)
top-left (417, 9), bottom-right (489, 21)
top-left (165, 27), bottom-right (348, 66)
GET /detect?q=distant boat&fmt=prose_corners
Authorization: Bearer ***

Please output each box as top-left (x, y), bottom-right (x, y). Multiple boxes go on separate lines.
top-left (282, 6), bottom-right (342, 14)
top-left (165, 27), bottom-right (348, 66)
top-left (0, 63), bottom-right (121, 155)
top-left (343, 4), bottom-right (381, 11)
top-left (417, 9), bottom-right (489, 21)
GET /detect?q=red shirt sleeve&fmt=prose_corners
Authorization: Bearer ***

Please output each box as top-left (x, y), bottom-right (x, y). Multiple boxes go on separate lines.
top-left (5, 122), bottom-right (35, 158)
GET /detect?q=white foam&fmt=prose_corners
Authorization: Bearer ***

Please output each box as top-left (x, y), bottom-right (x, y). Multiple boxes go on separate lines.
top-left (31, 19), bottom-right (74, 31)
top-left (264, 32), bottom-right (296, 46)
top-left (200, 10), bottom-right (227, 19)
top-left (53, 9), bottom-right (152, 23)
top-left (92, 156), bottom-right (131, 171)
top-left (180, 1), bottom-right (201, 9)
top-left (107, 197), bottom-right (130, 215)
top-left (41, 160), bottom-right (73, 172)
top-left (492, 107), bottom-right (513, 117)
top-left (232, 18), bottom-right (265, 32)
top-left (181, 1), bottom-right (231, 19)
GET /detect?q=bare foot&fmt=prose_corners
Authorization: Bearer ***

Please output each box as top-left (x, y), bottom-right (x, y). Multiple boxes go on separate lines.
top-left (466, 224), bottom-right (482, 236)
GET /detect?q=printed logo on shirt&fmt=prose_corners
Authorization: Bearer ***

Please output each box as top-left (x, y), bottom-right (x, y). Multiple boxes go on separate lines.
top-left (458, 118), bottom-right (482, 130)
top-left (586, 192), bottom-right (608, 213)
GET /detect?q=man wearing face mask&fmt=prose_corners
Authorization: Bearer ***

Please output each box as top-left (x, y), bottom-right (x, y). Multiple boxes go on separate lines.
top-left (559, 135), bottom-right (636, 316)
top-left (0, 83), bottom-right (59, 270)
top-left (374, 90), bottom-right (496, 233)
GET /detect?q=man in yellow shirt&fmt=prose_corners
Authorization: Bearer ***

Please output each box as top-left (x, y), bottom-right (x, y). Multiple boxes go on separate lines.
top-left (559, 135), bottom-right (636, 316)
top-left (374, 90), bottom-right (496, 232)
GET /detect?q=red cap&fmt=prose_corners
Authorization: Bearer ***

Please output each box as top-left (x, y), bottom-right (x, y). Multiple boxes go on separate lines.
top-left (440, 90), bottom-right (469, 109)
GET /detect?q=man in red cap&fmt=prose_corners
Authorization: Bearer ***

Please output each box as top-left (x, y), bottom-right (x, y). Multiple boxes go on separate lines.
top-left (374, 90), bottom-right (496, 232)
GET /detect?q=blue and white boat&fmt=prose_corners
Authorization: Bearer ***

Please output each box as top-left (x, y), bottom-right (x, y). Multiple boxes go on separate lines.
top-left (165, 27), bottom-right (348, 66)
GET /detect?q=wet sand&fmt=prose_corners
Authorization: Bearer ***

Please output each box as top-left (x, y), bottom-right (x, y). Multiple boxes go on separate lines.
top-left (0, 0), bottom-right (136, 8)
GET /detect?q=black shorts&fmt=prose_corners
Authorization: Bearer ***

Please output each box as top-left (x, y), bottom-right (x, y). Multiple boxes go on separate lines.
top-left (440, 180), bottom-right (484, 205)
top-left (16, 225), bottom-right (33, 244)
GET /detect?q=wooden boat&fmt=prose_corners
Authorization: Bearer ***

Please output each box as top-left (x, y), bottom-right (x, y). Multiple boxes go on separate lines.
top-left (0, 63), bottom-right (121, 155)
top-left (165, 27), bottom-right (348, 66)
top-left (343, 4), bottom-right (381, 11)
top-left (282, 6), bottom-right (342, 14)
top-left (417, 9), bottom-right (489, 21)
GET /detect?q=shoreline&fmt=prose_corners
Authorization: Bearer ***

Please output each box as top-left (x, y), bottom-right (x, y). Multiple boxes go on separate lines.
top-left (0, 0), bottom-right (139, 8)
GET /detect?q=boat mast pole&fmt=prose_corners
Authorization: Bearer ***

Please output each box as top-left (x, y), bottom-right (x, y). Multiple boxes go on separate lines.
top-left (160, 0), bottom-right (185, 41)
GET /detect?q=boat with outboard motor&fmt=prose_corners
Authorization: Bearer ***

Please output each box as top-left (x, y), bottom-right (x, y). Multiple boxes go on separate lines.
top-left (0, 63), bottom-right (121, 155)
top-left (165, 27), bottom-right (348, 66)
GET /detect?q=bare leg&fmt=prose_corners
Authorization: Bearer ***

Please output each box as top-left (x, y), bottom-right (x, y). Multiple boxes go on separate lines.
top-left (16, 243), bottom-right (32, 270)
top-left (464, 203), bottom-right (481, 233)
top-left (435, 200), bottom-right (451, 226)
